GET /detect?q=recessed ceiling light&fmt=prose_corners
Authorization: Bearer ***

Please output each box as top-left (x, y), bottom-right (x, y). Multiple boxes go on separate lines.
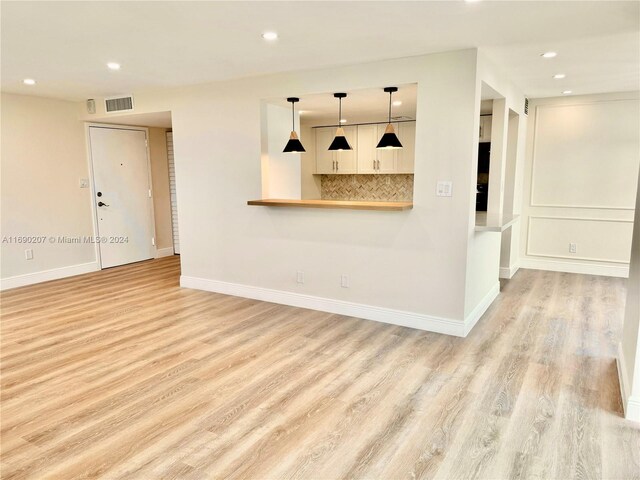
top-left (23, 78), bottom-right (36, 85)
top-left (392, 100), bottom-right (402, 106)
top-left (541, 52), bottom-right (557, 58)
top-left (553, 73), bottom-right (566, 79)
top-left (261, 32), bottom-right (278, 41)
top-left (107, 62), bottom-right (121, 70)
top-left (562, 90), bottom-right (573, 95)
top-left (340, 119), bottom-right (347, 123)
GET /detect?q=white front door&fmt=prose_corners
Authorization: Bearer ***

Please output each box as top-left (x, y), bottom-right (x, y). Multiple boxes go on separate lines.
top-left (89, 127), bottom-right (155, 268)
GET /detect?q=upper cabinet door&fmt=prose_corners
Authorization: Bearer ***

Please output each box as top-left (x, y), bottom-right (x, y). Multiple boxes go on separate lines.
top-left (357, 124), bottom-right (377, 174)
top-left (396, 122), bottom-right (416, 174)
top-left (317, 122), bottom-right (416, 174)
top-left (376, 123), bottom-right (398, 173)
top-left (335, 125), bottom-right (358, 174)
top-left (315, 127), bottom-right (336, 174)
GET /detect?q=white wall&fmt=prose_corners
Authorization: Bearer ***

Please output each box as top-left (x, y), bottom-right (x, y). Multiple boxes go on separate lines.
top-left (619, 166), bottom-right (640, 422)
top-left (81, 50), bottom-right (495, 335)
top-left (300, 122), bottom-right (321, 199)
top-left (520, 92), bottom-right (640, 277)
top-left (1, 93), bottom-right (98, 287)
top-left (261, 104), bottom-right (301, 199)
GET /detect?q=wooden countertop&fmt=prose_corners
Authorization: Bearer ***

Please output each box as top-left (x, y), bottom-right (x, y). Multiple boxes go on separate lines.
top-left (247, 199), bottom-right (413, 211)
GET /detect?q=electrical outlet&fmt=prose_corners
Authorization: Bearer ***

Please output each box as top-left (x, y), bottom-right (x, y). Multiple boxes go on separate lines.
top-left (341, 274), bottom-right (349, 288)
top-left (25, 249), bottom-right (33, 260)
top-left (436, 181), bottom-right (453, 197)
top-left (296, 271), bottom-right (304, 284)
top-left (569, 243), bottom-right (577, 254)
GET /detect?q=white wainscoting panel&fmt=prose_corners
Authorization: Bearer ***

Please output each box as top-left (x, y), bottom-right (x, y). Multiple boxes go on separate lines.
top-left (527, 216), bottom-right (633, 264)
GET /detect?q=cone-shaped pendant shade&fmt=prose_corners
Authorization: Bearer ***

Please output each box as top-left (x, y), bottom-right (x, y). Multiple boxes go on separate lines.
top-left (376, 123), bottom-right (403, 149)
top-left (328, 93), bottom-right (352, 151)
top-left (377, 87), bottom-right (403, 150)
top-left (283, 97), bottom-right (306, 153)
top-left (283, 130), bottom-right (306, 153)
top-left (328, 127), bottom-right (352, 151)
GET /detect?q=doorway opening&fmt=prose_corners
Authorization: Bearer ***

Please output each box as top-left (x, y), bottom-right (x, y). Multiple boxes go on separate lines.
top-left (85, 111), bottom-right (179, 269)
top-left (476, 98), bottom-right (493, 212)
top-left (475, 82), bottom-right (522, 279)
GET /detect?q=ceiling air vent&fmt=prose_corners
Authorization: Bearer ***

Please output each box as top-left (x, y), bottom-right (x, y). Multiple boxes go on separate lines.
top-left (105, 95), bottom-right (134, 113)
top-left (524, 98), bottom-right (529, 116)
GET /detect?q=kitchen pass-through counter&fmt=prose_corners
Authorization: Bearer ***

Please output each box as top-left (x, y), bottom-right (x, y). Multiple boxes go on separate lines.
top-left (247, 199), bottom-right (413, 211)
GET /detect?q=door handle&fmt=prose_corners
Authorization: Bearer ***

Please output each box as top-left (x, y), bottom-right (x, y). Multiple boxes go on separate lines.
top-left (98, 201), bottom-right (109, 207)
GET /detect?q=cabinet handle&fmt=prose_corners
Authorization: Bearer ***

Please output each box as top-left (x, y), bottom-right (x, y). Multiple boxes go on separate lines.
top-left (336, 161), bottom-right (339, 172)
top-left (377, 160), bottom-right (380, 170)
top-left (332, 160), bottom-right (335, 171)
top-left (373, 160), bottom-right (375, 170)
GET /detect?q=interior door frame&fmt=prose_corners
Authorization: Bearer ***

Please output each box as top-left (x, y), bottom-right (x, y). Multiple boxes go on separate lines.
top-left (84, 122), bottom-right (157, 269)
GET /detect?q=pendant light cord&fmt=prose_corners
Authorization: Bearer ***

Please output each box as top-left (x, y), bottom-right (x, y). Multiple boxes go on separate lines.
top-left (338, 98), bottom-right (342, 127)
top-left (292, 102), bottom-right (295, 131)
top-left (388, 91), bottom-right (392, 123)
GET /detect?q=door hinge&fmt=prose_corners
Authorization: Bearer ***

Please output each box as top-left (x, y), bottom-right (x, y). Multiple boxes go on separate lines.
top-left (148, 189), bottom-right (152, 198)
top-left (145, 139), bottom-right (148, 148)
top-left (151, 237), bottom-right (155, 246)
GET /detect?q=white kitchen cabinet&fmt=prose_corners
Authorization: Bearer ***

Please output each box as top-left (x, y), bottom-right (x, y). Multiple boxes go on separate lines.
top-left (315, 127), bottom-right (335, 174)
top-left (356, 124), bottom-right (378, 174)
top-left (357, 123), bottom-right (408, 173)
top-left (479, 115), bottom-right (492, 142)
top-left (396, 121), bottom-right (416, 173)
top-left (315, 126), bottom-right (357, 174)
top-left (317, 122), bottom-right (414, 174)
top-left (376, 123), bottom-right (399, 173)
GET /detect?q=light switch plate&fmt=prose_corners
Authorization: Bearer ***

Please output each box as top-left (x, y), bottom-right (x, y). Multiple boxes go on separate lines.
top-left (437, 181), bottom-right (453, 197)
top-left (79, 178), bottom-right (90, 188)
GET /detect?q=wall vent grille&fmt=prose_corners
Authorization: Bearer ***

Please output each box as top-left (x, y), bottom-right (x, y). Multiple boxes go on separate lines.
top-left (105, 95), bottom-right (134, 113)
top-left (524, 98), bottom-right (529, 116)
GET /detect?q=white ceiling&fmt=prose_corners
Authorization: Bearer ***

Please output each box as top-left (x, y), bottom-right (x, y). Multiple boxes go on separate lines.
top-left (2, 1), bottom-right (638, 101)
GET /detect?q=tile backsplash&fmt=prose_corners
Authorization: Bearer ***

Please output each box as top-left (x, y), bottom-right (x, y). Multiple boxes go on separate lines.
top-left (321, 174), bottom-right (414, 202)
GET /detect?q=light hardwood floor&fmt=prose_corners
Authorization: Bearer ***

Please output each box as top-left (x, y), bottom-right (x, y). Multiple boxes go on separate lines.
top-left (1, 256), bottom-right (639, 479)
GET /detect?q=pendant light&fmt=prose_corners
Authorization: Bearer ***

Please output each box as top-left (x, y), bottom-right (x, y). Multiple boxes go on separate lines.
top-left (376, 87), bottom-right (403, 149)
top-left (283, 97), bottom-right (306, 153)
top-left (328, 93), bottom-right (352, 151)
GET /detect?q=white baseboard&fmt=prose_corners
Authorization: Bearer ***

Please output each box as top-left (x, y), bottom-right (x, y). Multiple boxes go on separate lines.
top-left (180, 275), bottom-right (472, 337)
top-left (155, 247), bottom-right (175, 258)
top-left (617, 342), bottom-right (640, 423)
top-left (0, 261), bottom-right (100, 291)
top-left (499, 264), bottom-right (520, 280)
top-left (463, 282), bottom-right (500, 335)
top-left (627, 397), bottom-right (640, 423)
top-left (520, 257), bottom-right (629, 278)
